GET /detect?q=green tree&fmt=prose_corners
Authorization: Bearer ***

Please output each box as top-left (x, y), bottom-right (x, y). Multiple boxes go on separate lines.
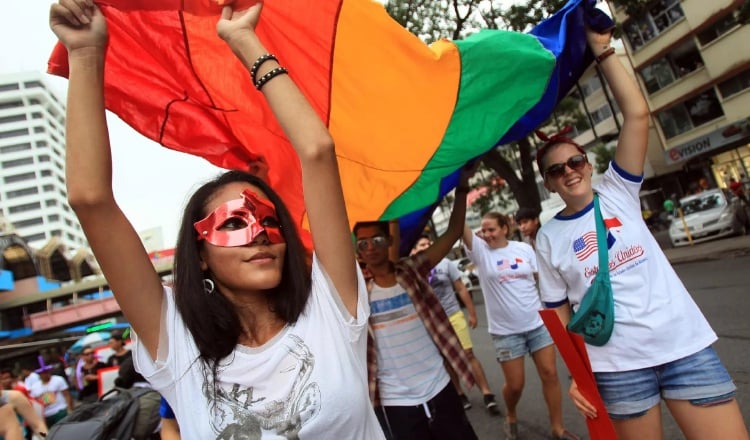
top-left (590, 142), bottom-right (616, 174)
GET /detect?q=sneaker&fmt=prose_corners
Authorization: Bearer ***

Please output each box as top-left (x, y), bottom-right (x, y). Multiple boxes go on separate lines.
top-left (460, 394), bottom-right (472, 410)
top-left (483, 393), bottom-right (501, 416)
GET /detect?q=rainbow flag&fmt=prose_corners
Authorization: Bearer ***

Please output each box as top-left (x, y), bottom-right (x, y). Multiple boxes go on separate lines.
top-left (48, 0), bottom-right (612, 253)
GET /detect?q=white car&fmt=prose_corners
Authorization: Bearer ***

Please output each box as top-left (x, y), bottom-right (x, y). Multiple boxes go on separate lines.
top-left (668, 189), bottom-right (748, 247)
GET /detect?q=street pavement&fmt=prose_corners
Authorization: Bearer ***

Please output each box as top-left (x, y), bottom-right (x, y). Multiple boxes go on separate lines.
top-left (462, 233), bottom-right (750, 439)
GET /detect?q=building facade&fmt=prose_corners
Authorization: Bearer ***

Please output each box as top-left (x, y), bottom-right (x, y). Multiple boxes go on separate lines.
top-left (0, 72), bottom-right (86, 251)
top-left (611, 0), bottom-right (750, 196)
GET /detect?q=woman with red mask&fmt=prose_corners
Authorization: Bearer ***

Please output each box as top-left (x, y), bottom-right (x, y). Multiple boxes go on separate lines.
top-left (50, 0), bottom-right (383, 438)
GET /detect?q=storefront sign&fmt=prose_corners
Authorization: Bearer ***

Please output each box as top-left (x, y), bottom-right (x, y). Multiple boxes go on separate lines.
top-left (664, 118), bottom-right (750, 165)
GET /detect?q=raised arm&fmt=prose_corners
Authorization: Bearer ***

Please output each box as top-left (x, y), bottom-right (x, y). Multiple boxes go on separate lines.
top-left (423, 166), bottom-right (474, 268)
top-left (50, 1), bottom-right (164, 358)
top-left (217, 4), bottom-right (358, 316)
top-left (587, 29), bottom-right (649, 176)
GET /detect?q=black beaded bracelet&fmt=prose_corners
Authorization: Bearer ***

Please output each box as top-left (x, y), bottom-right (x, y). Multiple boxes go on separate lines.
top-left (250, 54), bottom-right (277, 85)
top-left (255, 67), bottom-right (289, 91)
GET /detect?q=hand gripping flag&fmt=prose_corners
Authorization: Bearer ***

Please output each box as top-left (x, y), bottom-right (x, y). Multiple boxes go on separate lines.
top-left (48, 0), bottom-right (613, 253)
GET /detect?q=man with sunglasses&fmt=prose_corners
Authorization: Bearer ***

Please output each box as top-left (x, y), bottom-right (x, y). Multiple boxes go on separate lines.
top-left (77, 349), bottom-right (106, 402)
top-left (353, 167), bottom-right (478, 440)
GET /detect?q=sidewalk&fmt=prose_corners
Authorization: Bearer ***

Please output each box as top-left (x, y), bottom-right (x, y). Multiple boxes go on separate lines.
top-left (660, 232), bottom-right (750, 264)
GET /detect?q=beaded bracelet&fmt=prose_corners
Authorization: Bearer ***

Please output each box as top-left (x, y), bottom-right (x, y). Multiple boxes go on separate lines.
top-left (255, 67), bottom-right (289, 91)
top-left (595, 47), bottom-right (615, 64)
top-left (250, 54), bottom-right (277, 85)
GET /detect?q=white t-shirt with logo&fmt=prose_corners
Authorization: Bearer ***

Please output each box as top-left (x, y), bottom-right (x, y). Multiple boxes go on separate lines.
top-left (429, 258), bottom-right (462, 317)
top-left (369, 282), bottom-right (450, 406)
top-left (465, 236), bottom-right (543, 335)
top-left (536, 162), bottom-right (717, 372)
top-left (133, 254), bottom-right (384, 439)
top-left (29, 375), bottom-right (68, 417)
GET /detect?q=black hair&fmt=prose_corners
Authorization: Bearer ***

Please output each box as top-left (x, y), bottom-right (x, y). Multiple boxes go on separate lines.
top-left (515, 207), bottom-right (540, 222)
top-left (352, 221), bottom-right (390, 238)
top-left (173, 170), bottom-right (311, 394)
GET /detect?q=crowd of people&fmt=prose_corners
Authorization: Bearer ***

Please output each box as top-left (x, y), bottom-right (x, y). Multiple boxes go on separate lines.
top-left (20, 0), bottom-right (747, 439)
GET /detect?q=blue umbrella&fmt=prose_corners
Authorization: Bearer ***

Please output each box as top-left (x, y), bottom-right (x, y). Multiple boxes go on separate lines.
top-left (68, 331), bottom-right (112, 354)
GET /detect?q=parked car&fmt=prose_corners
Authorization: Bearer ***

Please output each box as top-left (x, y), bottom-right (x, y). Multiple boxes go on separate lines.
top-left (668, 189), bottom-right (748, 247)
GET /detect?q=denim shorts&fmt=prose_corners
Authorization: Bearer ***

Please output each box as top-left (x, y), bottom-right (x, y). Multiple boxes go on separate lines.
top-left (490, 324), bottom-right (554, 362)
top-left (595, 346), bottom-right (736, 420)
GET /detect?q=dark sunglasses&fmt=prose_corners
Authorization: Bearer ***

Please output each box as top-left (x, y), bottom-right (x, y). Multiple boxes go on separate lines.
top-left (544, 154), bottom-right (588, 179)
top-left (356, 235), bottom-right (388, 251)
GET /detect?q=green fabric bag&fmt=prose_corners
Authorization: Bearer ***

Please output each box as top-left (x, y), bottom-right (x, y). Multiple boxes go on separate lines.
top-left (567, 194), bottom-right (615, 346)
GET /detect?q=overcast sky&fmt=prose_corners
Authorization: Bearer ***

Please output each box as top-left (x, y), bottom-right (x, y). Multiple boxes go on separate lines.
top-left (2, 0), bottom-right (536, 249)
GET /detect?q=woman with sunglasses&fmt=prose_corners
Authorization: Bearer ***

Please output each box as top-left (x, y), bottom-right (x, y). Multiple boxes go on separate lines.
top-left (462, 213), bottom-right (576, 440)
top-left (51, 1), bottom-right (383, 438)
top-left (535, 28), bottom-right (748, 439)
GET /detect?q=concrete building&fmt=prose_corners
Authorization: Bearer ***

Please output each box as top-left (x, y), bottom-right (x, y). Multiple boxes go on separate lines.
top-left (610, 0), bottom-right (750, 197)
top-left (0, 71), bottom-right (86, 252)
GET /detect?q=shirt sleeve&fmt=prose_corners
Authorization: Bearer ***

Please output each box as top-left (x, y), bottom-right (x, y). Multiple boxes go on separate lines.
top-left (465, 232), bottom-right (488, 265)
top-left (595, 161), bottom-right (643, 211)
top-left (536, 231), bottom-right (569, 307)
top-left (310, 253), bottom-right (370, 331)
top-left (447, 259), bottom-right (462, 283)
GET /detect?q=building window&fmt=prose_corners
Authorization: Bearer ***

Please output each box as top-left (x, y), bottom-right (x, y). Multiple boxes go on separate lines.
top-left (45, 199), bottom-right (58, 207)
top-left (0, 143), bottom-right (32, 154)
top-left (8, 201), bottom-right (41, 214)
top-left (22, 232), bottom-right (46, 242)
top-left (580, 76), bottom-right (602, 98)
top-left (31, 112), bottom-right (43, 119)
top-left (657, 90), bottom-right (725, 139)
top-left (40, 170), bottom-right (52, 177)
top-left (591, 104), bottom-right (614, 125)
top-left (66, 233), bottom-right (75, 241)
top-left (0, 100), bottom-right (23, 109)
top-left (48, 214), bottom-right (60, 222)
top-left (1, 157), bottom-right (34, 169)
top-left (3, 172), bottom-right (36, 184)
top-left (0, 83), bottom-right (20, 92)
top-left (33, 126), bottom-right (45, 134)
top-left (38, 155), bottom-right (51, 163)
top-left (14, 217), bottom-right (44, 228)
top-left (23, 81), bottom-right (44, 89)
top-left (51, 229), bottom-right (62, 236)
top-left (0, 128), bottom-right (29, 139)
top-left (43, 184), bottom-right (54, 192)
top-left (698, 11), bottom-right (740, 46)
top-left (640, 42), bottom-right (704, 94)
top-left (0, 114), bottom-right (26, 124)
top-left (623, 0), bottom-right (684, 51)
top-left (36, 141), bottom-right (48, 148)
top-left (718, 69), bottom-right (750, 99)
top-left (6, 187), bottom-right (39, 198)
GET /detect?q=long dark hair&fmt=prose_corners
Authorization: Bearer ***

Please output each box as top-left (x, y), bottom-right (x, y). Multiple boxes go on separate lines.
top-left (173, 171), bottom-right (311, 386)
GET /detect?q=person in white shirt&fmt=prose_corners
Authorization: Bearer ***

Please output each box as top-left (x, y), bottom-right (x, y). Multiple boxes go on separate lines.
top-left (463, 213), bottom-right (576, 440)
top-left (535, 26), bottom-right (748, 440)
top-left (50, 2), bottom-right (383, 438)
top-left (28, 366), bottom-right (72, 428)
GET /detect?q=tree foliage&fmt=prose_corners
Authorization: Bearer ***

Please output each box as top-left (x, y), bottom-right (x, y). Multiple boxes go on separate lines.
top-left (590, 142), bottom-right (616, 174)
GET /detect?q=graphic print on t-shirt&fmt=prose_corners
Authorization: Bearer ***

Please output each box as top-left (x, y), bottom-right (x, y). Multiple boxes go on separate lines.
top-left (203, 334), bottom-right (320, 439)
top-left (497, 258), bottom-right (523, 271)
top-left (572, 217), bottom-right (619, 261)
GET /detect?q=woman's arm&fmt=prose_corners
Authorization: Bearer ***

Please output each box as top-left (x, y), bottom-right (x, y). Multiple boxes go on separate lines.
top-left (217, 4), bottom-right (358, 316)
top-left (51, 1), bottom-right (165, 358)
top-left (587, 30), bottom-right (649, 176)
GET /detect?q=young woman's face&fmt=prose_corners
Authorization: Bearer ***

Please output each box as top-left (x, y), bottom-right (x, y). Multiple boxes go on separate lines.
top-left (542, 143), bottom-right (593, 205)
top-left (480, 217), bottom-right (508, 248)
top-left (199, 182), bottom-right (287, 293)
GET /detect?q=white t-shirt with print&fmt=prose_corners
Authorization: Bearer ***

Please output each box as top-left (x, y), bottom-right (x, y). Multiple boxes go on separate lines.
top-left (465, 236), bottom-right (543, 335)
top-left (429, 258), bottom-right (462, 317)
top-left (536, 162), bottom-right (717, 372)
top-left (29, 375), bottom-right (68, 417)
top-left (369, 282), bottom-right (450, 406)
top-left (133, 254), bottom-right (384, 440)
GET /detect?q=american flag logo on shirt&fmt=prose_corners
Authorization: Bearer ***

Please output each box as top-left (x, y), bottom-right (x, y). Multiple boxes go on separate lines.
top-left (497, 258), bottom-right (523, 270)
top-left (573, 232), bottom-right (598, 261)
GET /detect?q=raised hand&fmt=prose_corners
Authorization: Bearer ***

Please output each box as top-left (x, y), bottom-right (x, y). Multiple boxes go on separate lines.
top-left (217, 3), bottom-right (263, 53)
top-left (50, 0), bottom-right (107, 52)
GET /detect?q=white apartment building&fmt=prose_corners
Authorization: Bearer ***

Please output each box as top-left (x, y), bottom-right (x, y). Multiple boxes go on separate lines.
top-left (610, 0), bottom-right (750, 195)
top-left (0, 72), bottom-right (86, 252)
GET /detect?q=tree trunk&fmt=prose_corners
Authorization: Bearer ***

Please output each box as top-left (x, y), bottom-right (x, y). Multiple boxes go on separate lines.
top-left (481, 138), bottom-right (542, 213)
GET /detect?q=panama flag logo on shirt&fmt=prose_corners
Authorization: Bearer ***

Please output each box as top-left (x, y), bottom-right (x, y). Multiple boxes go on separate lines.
top-left (572, 217), bottom-right (621, 261)
top-left (497, 258), bottom-right (523, 270)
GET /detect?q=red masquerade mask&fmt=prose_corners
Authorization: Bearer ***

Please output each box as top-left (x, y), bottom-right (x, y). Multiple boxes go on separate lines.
top-left (194, 189), bottom-right (284, 247)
